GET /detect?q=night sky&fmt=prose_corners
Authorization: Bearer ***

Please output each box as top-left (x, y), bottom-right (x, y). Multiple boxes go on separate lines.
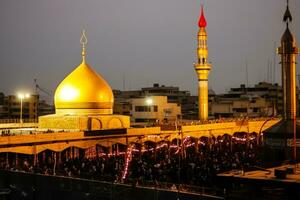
top-left (0, 0), bottom-right (299, 101)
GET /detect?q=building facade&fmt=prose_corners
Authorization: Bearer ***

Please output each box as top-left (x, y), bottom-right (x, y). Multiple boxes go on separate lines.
top-left (0, 93), bottom-right (54, 122)
top-left (211, 82), bottom-right (283, 118)
top-left (114, 83), bottom-right (196, 120)
top-left (1, 94), bottom-right (38, 121)
top-left (130, 96), bottom-right (181, 124)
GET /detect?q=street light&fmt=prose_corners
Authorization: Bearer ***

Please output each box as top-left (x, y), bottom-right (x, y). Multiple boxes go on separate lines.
top-left (146, 98), bottom-right (153, 106)
top-left (18, 93), bottom-right (30, 124)
top-left (145, 98), bottom-right (153, 125)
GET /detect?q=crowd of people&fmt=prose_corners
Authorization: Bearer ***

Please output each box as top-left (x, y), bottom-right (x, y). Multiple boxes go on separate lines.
top-left (127, 136), bottom-right (259, 186)
top-left (0, 133), bottom-right (260, 188)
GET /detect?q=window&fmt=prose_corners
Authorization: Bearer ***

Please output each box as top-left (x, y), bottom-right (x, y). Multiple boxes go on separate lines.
top-left (233, 108), bottom-right (247, 113)
top-left (134, 105), bottom-right (158, 112)
top-left (135, 106), bottom-right (151, 112)
top-left (135, 118), bottom-right (156, 122)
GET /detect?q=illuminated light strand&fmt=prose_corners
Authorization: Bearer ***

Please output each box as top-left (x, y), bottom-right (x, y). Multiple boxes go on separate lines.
top-left (121, 144), bottom-right (134, 180)
top-left (102, 151), bottom-right (126, 157)
top-left (185, 142), bottom-right (195, 148)
top-left (106, 152), bottom-right (126, 157)
top-left (249, 137), bottom-right (256, 140)
top-left (175, 147), bottom-right (181, 154)
top-left (132, 149), bottom-right (140, 152)
top-left (146, 135), bottom-right (160, 138)
top-left (182, 136), bottom-right (191, 145)
top-left (98, 153), bottom-right (107, 157)
top-left (232, 137), bottom-right (247, 142)
top-left (139, 143), bottom-right (169, 153)
top-left (157, 143), bottom-right (168, 149)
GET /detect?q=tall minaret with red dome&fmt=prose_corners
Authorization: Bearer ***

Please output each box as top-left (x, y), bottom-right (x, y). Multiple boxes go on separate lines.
top-left (194, 5), bottom-right (211, 120)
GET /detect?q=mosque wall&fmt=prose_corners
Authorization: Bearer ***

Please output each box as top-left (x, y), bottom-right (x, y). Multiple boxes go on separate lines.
top-left (38, 114), bottom-right (130, 131)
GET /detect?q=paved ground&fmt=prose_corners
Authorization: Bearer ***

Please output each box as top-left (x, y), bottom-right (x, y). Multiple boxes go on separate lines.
top-left (218, 163), bottom-right (300, 184)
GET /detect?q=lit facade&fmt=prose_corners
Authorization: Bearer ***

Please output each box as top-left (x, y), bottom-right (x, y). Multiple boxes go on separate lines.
top-left (0, 94), bottom-right (38, 121)
top-left (212, 94), bottom-right (273, 118)
top-left (211, 82), bottom-right (283, 118)
top-left (113, 83), bottom-right (197, 119)
top-left (130, 96), bottom-right (181, 124)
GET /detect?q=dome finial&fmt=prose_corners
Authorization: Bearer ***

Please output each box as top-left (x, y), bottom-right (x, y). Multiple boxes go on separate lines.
top-left (283, 0), bottom-right (292, 22)
top-left (80, 29), bottom-right (88, 63)
top-left (198, 4), bottom-right (207, 28)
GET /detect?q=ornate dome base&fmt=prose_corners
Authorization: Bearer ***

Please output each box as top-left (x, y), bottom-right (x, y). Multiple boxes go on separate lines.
top-left (55, 108), bottom-right (113, 115)
top-left (38, 114), bottom-right (130, 131)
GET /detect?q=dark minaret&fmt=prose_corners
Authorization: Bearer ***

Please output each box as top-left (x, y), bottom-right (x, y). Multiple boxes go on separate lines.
top-left (277, 0), bottom-right (298, 120)
top-left (263, 0), bottom-right (299, 163)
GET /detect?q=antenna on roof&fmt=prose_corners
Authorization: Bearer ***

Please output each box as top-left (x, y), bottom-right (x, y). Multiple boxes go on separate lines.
top-left (245, 59), bottom-right (249, 88)
top-left (273, 42), bottom-right (276, 84)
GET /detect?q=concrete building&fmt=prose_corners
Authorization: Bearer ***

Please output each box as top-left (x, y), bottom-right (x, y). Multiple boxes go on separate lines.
top-left (212, 94), bottom-right (273, 118)
top-left (130, 96), bottom-right (181, 124)
top-left (0, 93), bottom-right (54, 122)
top-left (113, 91), bottom-right (131, 116)
top-left (228, 82), bottom-right (283, 114)
top-left (114, 83), bottom-right (196, 120)
top-left (0, 93), bottom-right (4, 105)
top-left (1, 94), bottom-right (39, 121)
top-left (141, 83), bottom-right (191, 103)
top-left (211, 82), bottom-right (282, 118)
top-left (38, 99), bottom-right (55, 117)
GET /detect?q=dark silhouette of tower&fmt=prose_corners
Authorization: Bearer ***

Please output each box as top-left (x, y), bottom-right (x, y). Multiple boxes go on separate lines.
top-left (278, 0), bottom-right (297, 120)
top-left (263, 0), bottom-right (299, 163)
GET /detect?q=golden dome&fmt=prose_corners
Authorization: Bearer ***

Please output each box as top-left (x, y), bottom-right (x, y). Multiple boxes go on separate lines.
top-left (54, 31), bottom-right (114, 115)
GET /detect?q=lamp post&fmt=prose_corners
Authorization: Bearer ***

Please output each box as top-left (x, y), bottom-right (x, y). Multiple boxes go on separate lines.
top-left (258, 117), bottom-right (274, 146)
top-left (18, 93), bottom-right (30, 124)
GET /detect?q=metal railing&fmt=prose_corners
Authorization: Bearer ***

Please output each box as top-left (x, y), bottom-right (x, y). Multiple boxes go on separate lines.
top-left (0, 118), bottom-right (38, 124)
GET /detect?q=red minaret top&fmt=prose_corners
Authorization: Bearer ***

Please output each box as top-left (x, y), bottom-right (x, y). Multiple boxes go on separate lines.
top-left (198, 5), bottom-right (207, 28)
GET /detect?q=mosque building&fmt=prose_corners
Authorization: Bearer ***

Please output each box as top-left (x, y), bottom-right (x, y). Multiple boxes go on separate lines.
top-left (0, 4), bottom-right (282, 173)
top-left (39, 31), bottom-right (130, 131)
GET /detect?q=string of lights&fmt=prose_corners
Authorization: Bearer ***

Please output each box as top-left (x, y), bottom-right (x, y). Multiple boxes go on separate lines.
top-left (121, 144), bottom-right (134, 180)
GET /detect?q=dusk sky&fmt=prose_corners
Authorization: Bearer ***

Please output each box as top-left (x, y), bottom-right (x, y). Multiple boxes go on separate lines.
top-left (0, 0), bottom-right (299, 101)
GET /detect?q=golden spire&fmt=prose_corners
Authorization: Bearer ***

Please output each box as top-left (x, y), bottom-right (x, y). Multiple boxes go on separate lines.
top-left (80, 30), bottom-right (88, 63)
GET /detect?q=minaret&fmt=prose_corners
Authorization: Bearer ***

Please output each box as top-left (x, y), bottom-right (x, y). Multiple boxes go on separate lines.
top-left (277, 0), bottom-right (299, 120)
top-left (263, 0), bottom-right (299, 163)
top-left (194, 5), bottom-right (211, 120)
